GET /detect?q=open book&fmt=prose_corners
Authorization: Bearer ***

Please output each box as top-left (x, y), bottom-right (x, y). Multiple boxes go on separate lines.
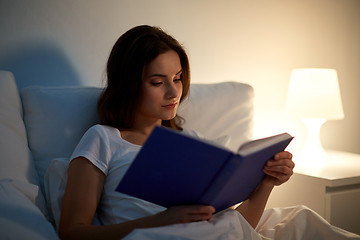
top-left (116, 126), bottom-right (293, 212)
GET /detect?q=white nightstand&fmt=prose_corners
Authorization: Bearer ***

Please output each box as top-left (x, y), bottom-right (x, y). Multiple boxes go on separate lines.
top-left (266, 150), bottom-right (360, 235)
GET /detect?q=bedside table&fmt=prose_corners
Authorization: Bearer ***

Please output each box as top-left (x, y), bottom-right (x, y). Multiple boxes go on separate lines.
top-left (266, 150), bottom-right (360, 235)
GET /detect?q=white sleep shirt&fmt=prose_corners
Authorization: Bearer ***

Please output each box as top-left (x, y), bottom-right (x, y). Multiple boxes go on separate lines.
top-left (70, 124), bottom-right (209, 225)
top-left (70, 124), bottom-right (166, 225)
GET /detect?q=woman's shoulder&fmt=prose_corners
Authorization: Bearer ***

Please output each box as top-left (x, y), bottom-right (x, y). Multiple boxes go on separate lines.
top-left (87, 124), bottom-right (140, 149)
top-left (78, 124), bottom-right (122, 146)
top-left (86, 124), bottom-right (119, 136)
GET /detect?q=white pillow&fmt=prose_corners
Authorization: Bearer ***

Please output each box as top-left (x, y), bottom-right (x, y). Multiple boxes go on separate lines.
top-left (0, 71), bottom-right (39, 185)
top-left (0, 71), bottom-right (48, 217)
top-left (21, 87), bottom-right (102, 190)
top-left (179, 82), bottom-right (254, 152)
top-left (44, 158), bottom-right (69, 230)
top-left (0, 179), bottom-right (59, 240)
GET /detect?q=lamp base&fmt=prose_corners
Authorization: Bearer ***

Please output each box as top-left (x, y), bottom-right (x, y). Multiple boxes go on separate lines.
top-left (300, 118), bottom-right (326, 163)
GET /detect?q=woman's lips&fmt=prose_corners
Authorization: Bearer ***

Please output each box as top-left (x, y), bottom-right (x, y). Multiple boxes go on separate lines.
top-left (163, 103), bottom-right (177, 109)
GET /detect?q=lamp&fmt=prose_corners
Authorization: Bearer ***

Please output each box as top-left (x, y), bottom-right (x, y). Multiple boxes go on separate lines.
top-left (286, 68), bottom-right (344, 160)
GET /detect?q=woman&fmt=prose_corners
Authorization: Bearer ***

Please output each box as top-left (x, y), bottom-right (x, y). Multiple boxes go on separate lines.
top-left (59, 25), bottom-right (294, 240)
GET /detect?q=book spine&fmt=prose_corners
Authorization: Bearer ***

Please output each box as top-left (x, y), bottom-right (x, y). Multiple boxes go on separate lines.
top-left (198, 154), bottom-right (243, 212)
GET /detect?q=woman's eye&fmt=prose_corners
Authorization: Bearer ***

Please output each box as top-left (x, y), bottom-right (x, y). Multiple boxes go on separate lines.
top-left (151, 82), bottom-right (163, 86)
top-left (174, 78), bottom-right (182, 83)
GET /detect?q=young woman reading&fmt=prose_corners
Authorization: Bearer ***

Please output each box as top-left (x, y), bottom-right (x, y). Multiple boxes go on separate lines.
top-left (59, 25), bottom-right (294, 240)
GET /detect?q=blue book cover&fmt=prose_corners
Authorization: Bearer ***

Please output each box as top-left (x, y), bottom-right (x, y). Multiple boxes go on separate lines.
top-left (116, 126), bottom-right (293, 212)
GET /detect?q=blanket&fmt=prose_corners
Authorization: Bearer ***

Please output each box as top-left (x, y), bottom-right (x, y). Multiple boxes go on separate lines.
top-left (124, 206), bottom-right (360, 240)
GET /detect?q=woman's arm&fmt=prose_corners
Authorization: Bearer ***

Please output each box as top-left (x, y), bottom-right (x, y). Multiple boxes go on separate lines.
top-left (235, 151), bottom-right (294, 228)
top-left (59, 157), bottom-right (215, 240)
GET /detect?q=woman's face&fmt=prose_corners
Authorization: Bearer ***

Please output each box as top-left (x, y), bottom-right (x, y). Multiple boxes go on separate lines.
top-left (137, 50), bottom-right (183, 126)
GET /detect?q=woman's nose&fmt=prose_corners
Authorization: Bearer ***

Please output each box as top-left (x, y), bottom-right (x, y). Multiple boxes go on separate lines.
top-left (165, 82), bottom-right (179, 98)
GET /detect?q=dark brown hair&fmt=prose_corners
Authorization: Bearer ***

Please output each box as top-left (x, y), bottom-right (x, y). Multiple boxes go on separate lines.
top-left (97, 25), bottom-right (190, 130)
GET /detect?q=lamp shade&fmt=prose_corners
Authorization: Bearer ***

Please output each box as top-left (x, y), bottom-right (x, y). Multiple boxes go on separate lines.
top-left (286, 68), bottom-right (344, 120)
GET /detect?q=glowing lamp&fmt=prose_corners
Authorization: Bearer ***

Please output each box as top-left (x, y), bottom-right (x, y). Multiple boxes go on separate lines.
top-left (286, 68), bottom-right (344, 159)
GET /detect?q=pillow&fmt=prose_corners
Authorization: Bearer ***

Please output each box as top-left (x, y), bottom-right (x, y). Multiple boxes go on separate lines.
top-left (183, 129), bottom-right (231, 149)
top-left (0, 71), bottom-right (39, 185)
top-left (21, 87), bottom-right (102, 190)
top-left (0, 179), bottom-right (59, 240)
top-left (0, 71), bottom-right (48, 216)
top-left (44, 158), bottom-right (69, 229)
top-left (179, 82), bottom-right (254, 152)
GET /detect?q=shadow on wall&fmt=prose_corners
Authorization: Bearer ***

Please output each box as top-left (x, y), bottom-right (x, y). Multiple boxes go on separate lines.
top-left (0, 42), bottom-right (82, 89)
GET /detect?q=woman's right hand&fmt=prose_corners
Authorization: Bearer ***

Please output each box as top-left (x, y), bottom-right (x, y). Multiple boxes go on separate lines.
top-left (155, 205), bottom-right (215, 224)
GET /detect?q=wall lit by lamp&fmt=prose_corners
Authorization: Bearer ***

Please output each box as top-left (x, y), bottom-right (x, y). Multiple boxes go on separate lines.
top-left (286, 68), bottom-right (344, 161)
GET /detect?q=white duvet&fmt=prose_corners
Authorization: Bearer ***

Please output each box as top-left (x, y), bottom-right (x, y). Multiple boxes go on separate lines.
top-left (124, 206), bottom-right (360, 240)
top-left (44, 159), bottom-right (360, 240)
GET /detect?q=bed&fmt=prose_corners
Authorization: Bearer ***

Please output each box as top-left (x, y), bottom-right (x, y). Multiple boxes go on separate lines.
top-left (0, 70), bottom-right (358, 239)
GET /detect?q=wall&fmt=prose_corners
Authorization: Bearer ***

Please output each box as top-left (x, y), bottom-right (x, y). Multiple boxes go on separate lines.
top-left (0, 0), bottom-right (359, 154)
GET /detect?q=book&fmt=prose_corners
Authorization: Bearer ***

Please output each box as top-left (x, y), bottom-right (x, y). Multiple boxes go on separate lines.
top-left (116, 126), bottom-right (293, 212)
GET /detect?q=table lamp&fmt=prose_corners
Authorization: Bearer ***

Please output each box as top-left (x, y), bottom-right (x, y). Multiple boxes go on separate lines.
top-left (286, 68), bottom-right (344, 159)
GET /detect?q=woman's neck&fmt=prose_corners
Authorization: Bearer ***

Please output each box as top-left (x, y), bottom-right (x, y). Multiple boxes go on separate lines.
top-left (118, 120), bottom-right (161, 146)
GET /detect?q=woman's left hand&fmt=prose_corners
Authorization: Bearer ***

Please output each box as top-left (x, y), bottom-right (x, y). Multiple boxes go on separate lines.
top-left (262, 151), bottom-right (294, 187)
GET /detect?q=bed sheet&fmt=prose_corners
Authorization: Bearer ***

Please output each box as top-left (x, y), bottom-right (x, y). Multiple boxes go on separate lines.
top-left (124, 206), bottom-right (360, 240)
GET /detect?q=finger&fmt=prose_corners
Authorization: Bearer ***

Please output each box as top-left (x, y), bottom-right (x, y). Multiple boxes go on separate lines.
top-left (264, 166), bottom-right (293, 178)
top-left (264, 163), bottom-right (294, 175)
top-left (177, 205), bottom-right (214, 216)
top-left (186, 206), bottom-right (215, 221)
top-left (186, 213), bottom-right (212, 222)
top-left (274, 151), bottom-right (292, 160)
top-left (266, 158), bottom-right (295, 169)
top-left (187, 205), bottom-right (215, 214)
